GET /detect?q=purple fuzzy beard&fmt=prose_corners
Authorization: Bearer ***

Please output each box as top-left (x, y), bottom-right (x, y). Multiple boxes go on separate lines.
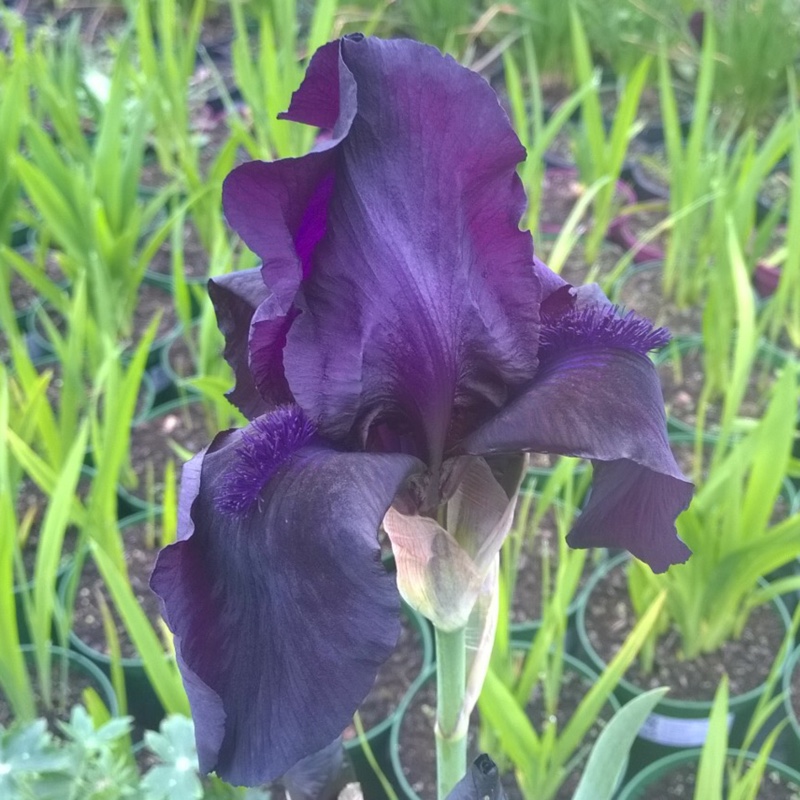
top-left (539, 305), bottom-right (670, 361)
top-left (216, 406), bottom-right (316, 516)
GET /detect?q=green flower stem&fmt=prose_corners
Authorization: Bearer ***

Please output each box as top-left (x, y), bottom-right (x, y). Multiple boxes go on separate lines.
top-left (435, 624), bottom-right (467, 799)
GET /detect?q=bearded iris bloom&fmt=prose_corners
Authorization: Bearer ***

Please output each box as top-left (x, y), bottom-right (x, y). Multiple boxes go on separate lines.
top-left (150, 35), bottom-right (693, 788)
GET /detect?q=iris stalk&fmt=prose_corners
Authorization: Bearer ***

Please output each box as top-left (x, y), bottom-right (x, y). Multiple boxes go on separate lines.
top-left (436, 626), bottom-right (468, 798)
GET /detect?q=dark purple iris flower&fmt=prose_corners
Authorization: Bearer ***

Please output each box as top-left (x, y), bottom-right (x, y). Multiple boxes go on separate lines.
top-left (150, 35), bottom-right (693, 788)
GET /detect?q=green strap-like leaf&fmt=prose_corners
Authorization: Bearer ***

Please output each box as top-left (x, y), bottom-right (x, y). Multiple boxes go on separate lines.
top-left (572, 687), bottom-right (668, 800)
top-left (695, 675), bottom-right (729, 798)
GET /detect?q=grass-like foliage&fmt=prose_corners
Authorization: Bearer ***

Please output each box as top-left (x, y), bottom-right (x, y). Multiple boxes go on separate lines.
top-left (629, 361), bottom-right (800, 663)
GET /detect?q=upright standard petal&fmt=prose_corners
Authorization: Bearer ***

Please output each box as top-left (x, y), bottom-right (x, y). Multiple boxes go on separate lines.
top-left (464, 304), bottom-right (693, 573)
top-left (151, 407), bottom-right (421, 785)
top-left (286, 36), bottom-right (541, 465)
top-left (220, 43), bottom-right (353, 414)
top-left (222, 39), bottom-right (358, 308)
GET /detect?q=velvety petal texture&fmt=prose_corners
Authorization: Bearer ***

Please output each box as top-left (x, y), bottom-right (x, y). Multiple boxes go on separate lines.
top-left (223, 36), bottom-right (541, 468)
top-left (464, 302), bottom-right (692, 573)
top-left (151, 407), bottom-right (421, 785)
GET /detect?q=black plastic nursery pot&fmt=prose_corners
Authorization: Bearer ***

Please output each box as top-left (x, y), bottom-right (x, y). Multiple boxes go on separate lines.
top-left (542, 143), bottom-right (575, 171)
top-left (12, 480), bottom-right (84, 647)
top-left (780, 643), bottom-right (800, 766)
top-left (629, 157), bottom-right (670, 203)
top-left (543, 83), bottom-right (692, 148)
top-left (64, 625), bottom-right (165, 735)
top-left (508, 580), bottom-right (589, 651)
top-left (57, 525), bottom-right (166, 735)
top-left (141, 269), bottom-right (205, 322)
top-left (10, 221), bottom-right (32, 250)
top-left (344, 603), bottom-right (434, 800)
top-left (756, 168), bottom-right (791, 226)
top-left (25, 284), bottom-right (182, 371)
top-left (142, 258), bottom-right (209, 294)
top-left (629, 85), bottom-right (695, 148)
top-left (505, 510), bottom-right (601, 651)
top-left (14, 553), bottom-right (77, 648)
top-left (134, 368), bottom-right (159, 425)
top-left (154, 316), bottom-right (239, 410)
top-left (389, 653), bottom-right (623, 800)
top-left (143, 363), bottom-right (183, 411)
top-left (577, 554), bottom-right (793, 774)
top-left (84, 365), bottom-right (158, 440)
top-left (157, 322), bottom-right (206, 403)
top-left (7, 238), bottom-right (70, 334)
top-left (0, 644), bottom-right (119, 722)
top-left (78, 462), bottom-right (160, 524)
top-left (140, 208), bottom-right (212, 323)
top-left (762, 472), bottom-right (800, 620)
top-left (79, 366), bottom-right (160, 472)
top-left (616, 747), bottom-right (800, 799)
top-left (114, 485), bottom-right (155, 523)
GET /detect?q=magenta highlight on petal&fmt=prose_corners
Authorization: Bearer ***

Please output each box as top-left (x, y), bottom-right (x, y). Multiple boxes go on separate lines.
top-left (215, 406), bottom-right (316, 516)
top-left (539, 304), bottom-right (671, 361)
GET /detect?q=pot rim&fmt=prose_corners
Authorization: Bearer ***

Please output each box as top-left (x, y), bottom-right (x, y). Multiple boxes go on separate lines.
top-left (577, 552), bottom-right (793, 714)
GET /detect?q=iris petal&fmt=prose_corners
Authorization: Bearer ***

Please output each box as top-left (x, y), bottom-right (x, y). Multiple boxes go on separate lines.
top-left (286, 37), bottom-right (540, 466)
top-left (247, 299), bottom-right (298, 410)
top-left (567, 458), bottom-right (692, 571)
top-left (151, 409), bottom-right (422, 785)
top-left (222, 39), bottom-right (354, 307)
top-left (208, 269), bottom-right (272, 419)
top-left (222, 157), bottom-right (338, 311)
top-left (225, 37), bottom-right (540, 468)
top-left (278, 40), bottom-right (345, 130)
top-left (463, 332), bottom-right (692, 572)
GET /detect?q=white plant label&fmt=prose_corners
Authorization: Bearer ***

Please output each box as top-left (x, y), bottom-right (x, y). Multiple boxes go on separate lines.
top-left (637, 711), bottom-right (734, 747)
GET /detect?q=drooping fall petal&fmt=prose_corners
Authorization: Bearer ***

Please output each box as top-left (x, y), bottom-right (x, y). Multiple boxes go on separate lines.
top-left (464, 305), bottom-right (692, 573)
top-left (151, 407), bottom-right (421, 785)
